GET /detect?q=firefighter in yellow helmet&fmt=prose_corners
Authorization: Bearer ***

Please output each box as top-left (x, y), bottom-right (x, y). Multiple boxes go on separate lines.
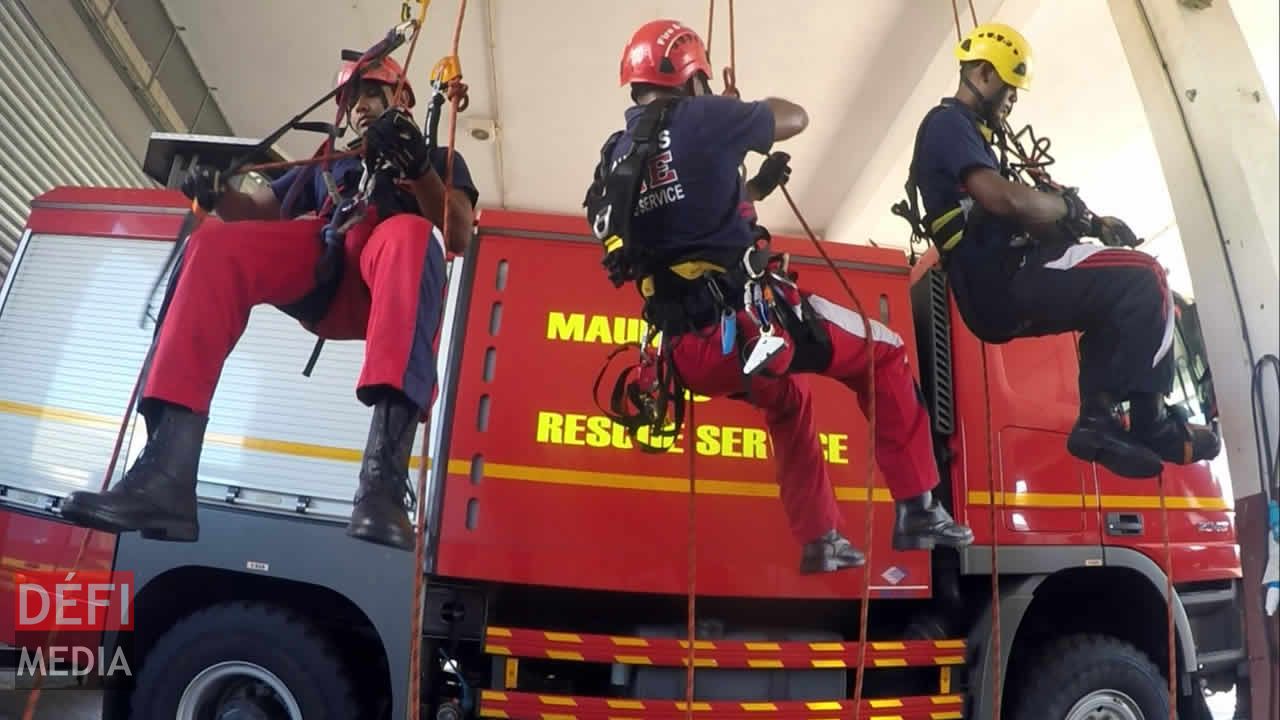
top-left (899, 22), bottom-right (1218, 479)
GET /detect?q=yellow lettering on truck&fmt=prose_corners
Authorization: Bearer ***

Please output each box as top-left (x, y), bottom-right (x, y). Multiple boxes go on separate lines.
top-left (538, 411), bottom-right (848, 464)
top-left (820, 433), bottom-right (849, 464)
top-left (546, 312), bottom-right (650, 346)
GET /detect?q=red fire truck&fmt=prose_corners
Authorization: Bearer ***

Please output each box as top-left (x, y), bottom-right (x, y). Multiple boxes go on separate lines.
top-left (0, 135), bottom-right (1248, 719)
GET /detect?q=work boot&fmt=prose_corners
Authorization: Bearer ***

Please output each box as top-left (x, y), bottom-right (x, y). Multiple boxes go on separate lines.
top-left (346, 391), bottom-right (420, 551)
top-left (799, 529), bottom-right (865, 574)
top-left (1129, 393), bottom-right (1221, 465)
top-left (892, 491), bottom-right (975, 551)
top-left (59, 401), bottom-right (206, 542)
top-left (1066, 392), bottom-right (1163, 479)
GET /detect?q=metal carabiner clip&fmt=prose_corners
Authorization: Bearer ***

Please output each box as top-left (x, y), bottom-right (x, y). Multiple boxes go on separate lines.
top-left (742, 245), bottom-right (767, 281)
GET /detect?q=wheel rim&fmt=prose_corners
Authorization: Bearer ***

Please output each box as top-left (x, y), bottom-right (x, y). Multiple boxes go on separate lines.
top-left (1064, 689), bottom-right (1146, 720)
top-left (176, 661), bottom-right (304, 720)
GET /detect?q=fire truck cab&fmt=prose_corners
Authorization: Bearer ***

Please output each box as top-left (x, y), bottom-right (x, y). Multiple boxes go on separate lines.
top-left (0, 134), bottom-right (1248, 719)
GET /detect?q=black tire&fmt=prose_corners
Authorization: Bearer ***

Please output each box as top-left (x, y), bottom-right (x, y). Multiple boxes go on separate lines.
top-left (1011, 634), bottom-right (1171, 720)
top-left (130, 601), bottom-right (360, 720)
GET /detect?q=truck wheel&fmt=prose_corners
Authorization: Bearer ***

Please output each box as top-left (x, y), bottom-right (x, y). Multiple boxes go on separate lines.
top-left (1011, 634), bottom-right (1170, 720)
top-left (130, 601), bottom-right (359, 720)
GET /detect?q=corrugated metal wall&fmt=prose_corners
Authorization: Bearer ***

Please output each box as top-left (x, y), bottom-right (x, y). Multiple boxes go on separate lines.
top-left (0, 2), bottom-right (152, 281)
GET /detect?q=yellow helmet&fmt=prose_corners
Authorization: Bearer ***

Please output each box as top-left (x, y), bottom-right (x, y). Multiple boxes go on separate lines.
top-left (955, 22), bottom-right (1032, 91)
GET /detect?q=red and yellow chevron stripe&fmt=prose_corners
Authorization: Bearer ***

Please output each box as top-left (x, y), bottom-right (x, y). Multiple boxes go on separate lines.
top-left (484, 626), bottom-right (966, 670)
top-left (478, 690), bottom-right (964, 719)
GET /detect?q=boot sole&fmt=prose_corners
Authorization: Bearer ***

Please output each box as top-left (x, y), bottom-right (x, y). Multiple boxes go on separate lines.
top-left (346, 524), bottom-right (415, 551)
top-left (799, 556), bottom-right (866, 574)
top-left (892, 532), bottom-right (975, 552)
top-left (60, 498), bottom-right (199, 542)
top-left (1067, 430), bottom-right (1162, 479)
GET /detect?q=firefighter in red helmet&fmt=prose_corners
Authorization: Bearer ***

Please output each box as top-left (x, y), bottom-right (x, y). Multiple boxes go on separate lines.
top-left (59, 51), bottom-right (479, 552)
top-left (586, 20), bottom-right (973, 575)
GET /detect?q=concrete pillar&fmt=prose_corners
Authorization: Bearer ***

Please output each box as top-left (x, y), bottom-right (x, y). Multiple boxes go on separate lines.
top-left (1108, 1), bottom-right (1279, 717)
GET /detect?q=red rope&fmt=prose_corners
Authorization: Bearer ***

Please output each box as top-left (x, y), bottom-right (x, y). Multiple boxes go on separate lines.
top-left (705, 0), bottom-right (715, 60)
top-left (979, 341), bottom-right (1002, 720)
top-left (239, 149), bottom-right (362, 175)
top-left (1159, 472), bottom-right (1176, 719)
top-left (778, 186), bottom-right (876, 720)
top-left (948, 4), bottom-right (1003, 718)
top-left (684, 398), bottom-right (698, 718)
top-left (407, 2), bottom-right (467, 718)
top-left (20, 355), bottom-right (150, 720)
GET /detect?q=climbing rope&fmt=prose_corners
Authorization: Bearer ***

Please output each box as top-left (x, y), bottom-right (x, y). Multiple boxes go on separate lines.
top-left (945, 3), bottom-right (999, 718)
top-left (780, 185), bottom-right (878, 720)
top-left (1159, 472), bottom-right (1177, 720)
top-left (684, 398), bottom-right (699, 716)
top-left (405, 0), bottom-right (469, 717)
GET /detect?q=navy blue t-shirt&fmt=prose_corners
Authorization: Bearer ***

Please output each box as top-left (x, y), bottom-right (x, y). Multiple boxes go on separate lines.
top-left (270, 146), bottom-right (479, 219)
top-left (915, 99), bottom-right (1025, 335)
top-left (608, 95), bottom-right (775, 260)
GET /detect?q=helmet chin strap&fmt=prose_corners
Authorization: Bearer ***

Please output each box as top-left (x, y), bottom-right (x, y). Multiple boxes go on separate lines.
top-left (961, 74), bottom-right (1011, 127)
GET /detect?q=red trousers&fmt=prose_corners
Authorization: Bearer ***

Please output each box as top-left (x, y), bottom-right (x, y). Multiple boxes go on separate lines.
top-left (667, 291), bottom-right (938, 544)
top-left (145, 211), bottom-right (448, 415)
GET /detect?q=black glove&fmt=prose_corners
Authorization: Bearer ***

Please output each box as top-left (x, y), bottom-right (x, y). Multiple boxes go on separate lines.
top-left (602, 245), bottom-right (631, 288)
top-left (363, 108), bottom-right (433, 180)
top-left (180, 164), bottom-right (227, 213)
top-left (1057, 186), bottom-right (1099, 240)
top-left (748, 151), bottom-right (791, 200)
top-left (1096, 216), bottom-right (1142, 248)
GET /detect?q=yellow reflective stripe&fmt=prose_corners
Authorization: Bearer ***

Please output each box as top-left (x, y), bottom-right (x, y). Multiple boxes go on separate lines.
top-left (668, 260), bottom-right (726, 280)
top-left (546, 650), bottom-right (584, 661)
top-left (968, 490), bottom-right (1229, 511)
top-left (941, 230), bottom-right (964, 251)
top-left (928, 207), bottom-right (963, 234)
top-left (610, 636), bottom-right (649, 647)
top-left (0, 399), bottom-right (1229, 511)
top-left (603, 235), bottom-right (623, 252)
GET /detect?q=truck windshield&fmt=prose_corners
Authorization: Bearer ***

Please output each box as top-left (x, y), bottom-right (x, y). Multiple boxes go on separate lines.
top-left (1169, 292), bottom-right (1216, 427)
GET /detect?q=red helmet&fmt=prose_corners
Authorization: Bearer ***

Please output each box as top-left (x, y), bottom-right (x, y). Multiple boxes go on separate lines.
top-left (619, 19), bottom-right (712, 88)
top-left (335, 55), bottom-right (415, 109)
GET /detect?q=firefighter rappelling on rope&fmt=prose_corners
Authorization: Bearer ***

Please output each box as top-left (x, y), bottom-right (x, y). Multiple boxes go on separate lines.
top-left (55, 11), bottom-right (480, 554)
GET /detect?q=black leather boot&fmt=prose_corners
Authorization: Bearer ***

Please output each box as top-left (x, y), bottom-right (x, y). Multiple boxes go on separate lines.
top-left (1129, 393), bottom-right (1221, 465)
top-left (346, 391), bottom-right (420, 551)
top-left (799, 529), bottom-right (866, 574)
top-left (892, 491), bottom-right (974, 551)
top-left (59, 402), bottom-right (205, 542)
top-left (1066, 392), bottom-right (1163, 478)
